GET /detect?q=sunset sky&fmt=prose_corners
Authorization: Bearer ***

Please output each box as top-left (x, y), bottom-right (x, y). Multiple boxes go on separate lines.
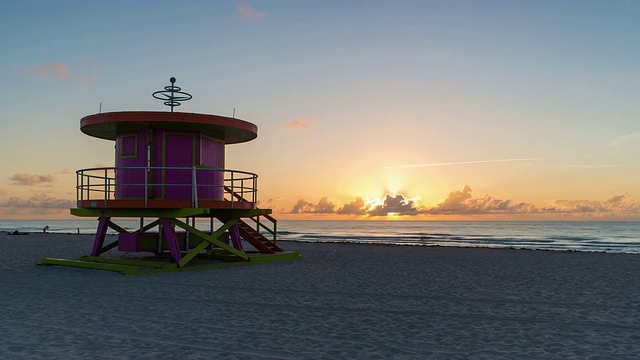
top-left (1, 0), bottom-right (639, 220)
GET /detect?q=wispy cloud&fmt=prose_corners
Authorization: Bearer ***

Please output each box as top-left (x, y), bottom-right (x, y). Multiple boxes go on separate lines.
top-left (384, 158), bottom-right (542, 169)
top-left (24, 61), bottom-right (101, 87)
top-left (0, 189), bottom-right (7, 196)
top-left (610, 133), bottom-right (640, 153)
top-left (25, 62), bottom-right (70, 79)
top-left (285, 118), bottom-right (315, 131)
top-left (613, 69), bottom-right (636, 76)
top-left (560, 164), bottom-right (627, 169)
top-left (10, 174), bottom-right (55, 186)
top-left (78, 62), bottom-right (102, 88)
top-left (237, 1), bottom-right (265, 20)
top-left (256, 197), bottom-right (283, 209)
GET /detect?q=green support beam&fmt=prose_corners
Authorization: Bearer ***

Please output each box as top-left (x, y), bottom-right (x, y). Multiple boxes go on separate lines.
top-left (168, 217), bottom-right (248, 266)
top-left (41, 207), bottom-right (297, 274)
top-left (80, 255), bottom-right (176, 269)
top-left (99, 240), bottom-right (119, 255)
top-left (136, 219), bottom-right (160, 233)
top-left (107, 221), bottom-right (129, 234)
top-left (39, 258), bottom-right (140, 275)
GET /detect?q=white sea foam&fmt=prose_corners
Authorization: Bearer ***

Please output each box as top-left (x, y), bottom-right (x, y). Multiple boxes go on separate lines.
top-left (2, 220), bottom-right (640, 253)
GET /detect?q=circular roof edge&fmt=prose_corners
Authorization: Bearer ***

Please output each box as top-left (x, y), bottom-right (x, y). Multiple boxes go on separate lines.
top-left (80, 111), bottom-right (258, 144)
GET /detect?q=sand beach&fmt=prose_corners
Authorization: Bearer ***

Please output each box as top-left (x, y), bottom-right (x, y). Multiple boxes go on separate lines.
top-left (1, 233), bottom-right (639, 359)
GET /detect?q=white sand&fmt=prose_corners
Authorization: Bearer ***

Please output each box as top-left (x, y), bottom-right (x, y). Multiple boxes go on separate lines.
top-left (1, 233), bottom-right (639, 359)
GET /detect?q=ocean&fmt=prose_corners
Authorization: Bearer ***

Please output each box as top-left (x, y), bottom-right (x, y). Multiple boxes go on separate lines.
top-left (2, 219), bottom-right (639, 254)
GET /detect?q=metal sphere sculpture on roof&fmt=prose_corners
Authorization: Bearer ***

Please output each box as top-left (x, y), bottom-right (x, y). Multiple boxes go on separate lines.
top-left (152, 77), bottom-right (193, 112)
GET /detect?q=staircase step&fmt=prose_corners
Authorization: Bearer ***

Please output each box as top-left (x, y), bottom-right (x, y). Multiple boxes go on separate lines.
top-left (217, 218), bottom-right (282, 254)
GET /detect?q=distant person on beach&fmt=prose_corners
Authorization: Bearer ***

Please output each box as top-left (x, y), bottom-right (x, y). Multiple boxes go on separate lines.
top-left (43, 225), bottom-right (49, 233)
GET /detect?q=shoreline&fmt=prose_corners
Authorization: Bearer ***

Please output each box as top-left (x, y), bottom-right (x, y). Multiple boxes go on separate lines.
top-left (3, 220), bottom-right (640, 254)
top-left (8, 231), bottom-right (640, 255)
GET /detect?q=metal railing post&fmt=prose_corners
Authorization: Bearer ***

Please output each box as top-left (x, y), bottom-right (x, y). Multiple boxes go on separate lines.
top-left (230, 170), bottom-right (234, 208)
top-left (77, 171), bottom-right (82, 206)
top-left (144, 166), bottom-right (148, 208)
top-left (192, 166), bottom-right (199, 208)
top-left (253, 175), bottom-right (257, 206)
top-left (104, 168), bottom-right (108, 206)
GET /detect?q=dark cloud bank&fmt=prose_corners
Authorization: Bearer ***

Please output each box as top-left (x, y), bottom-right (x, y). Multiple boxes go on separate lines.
top-left (289, 185), bottom-right (640, 217)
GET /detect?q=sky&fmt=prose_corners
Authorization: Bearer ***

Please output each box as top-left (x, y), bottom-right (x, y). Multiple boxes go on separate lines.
top-left (1, 0), bottom-right (639, 220)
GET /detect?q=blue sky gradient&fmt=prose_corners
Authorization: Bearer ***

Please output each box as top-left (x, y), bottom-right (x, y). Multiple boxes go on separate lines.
top-left (1, 1), bottom-right (639, 219)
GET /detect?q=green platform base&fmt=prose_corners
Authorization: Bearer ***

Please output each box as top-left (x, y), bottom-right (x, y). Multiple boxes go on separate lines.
top-left (38, 251), bottom-right (303, 275)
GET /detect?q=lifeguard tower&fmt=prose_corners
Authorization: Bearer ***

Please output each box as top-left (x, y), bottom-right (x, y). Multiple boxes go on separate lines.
top-left (40, 78), bottom-right (301, 274)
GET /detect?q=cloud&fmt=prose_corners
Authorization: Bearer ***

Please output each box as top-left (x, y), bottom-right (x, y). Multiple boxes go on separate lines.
top-left (613, 69), bottom-right (636, 76)
top-left (288, 187), bottom-right (640, 218)
top-left (78, 63), bottom-right (102, 88)
top-left (285, 118), bottom-right (314, 130)
top-left (368, 194), bottom-right (420, 216)
top-left (429, 185), bottom-right (473, 213)
top-left (294, 194), bottom-right (421, 216)
top-left (610, 133), bottom-right (640, 153)
top-left (10, 174), bottom-right (55, 186)
top-left (60, 167), bottom-right (74, 175)
top-left (549, 193), bottom-right (640, 214)
top-left (290, 197), bottom-right (336, 214)
top-left (337, 197), bottom-right (367, 215)
top-left (0, 193), bottom-right (74, 215)
top-left (424, 187), bottom-right (640, 216)
top-left (560, 164), bottom-right (626, 169)
top-left (256, 197), bottom-right (281, 209)
top-left (425, 185), bottom-right (539, 215)
top-left (25, 62), bottom-right (70, 79)
top-left (0, 189), bottom-right (7, 196)
top-left (237, 1), bottom-right (265, 20)
top-left (24, 61), bottom-right (101, 87)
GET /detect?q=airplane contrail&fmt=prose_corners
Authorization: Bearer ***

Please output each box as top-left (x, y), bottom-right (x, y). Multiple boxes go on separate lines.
top-left (384, 158), bottom-right (543, 169)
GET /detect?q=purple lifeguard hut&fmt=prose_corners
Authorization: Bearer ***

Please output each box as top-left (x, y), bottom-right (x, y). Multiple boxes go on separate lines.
top-left (40, 78), bottom-right (300, 274)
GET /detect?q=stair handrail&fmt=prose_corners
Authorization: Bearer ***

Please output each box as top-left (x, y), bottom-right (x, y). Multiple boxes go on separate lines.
top-left (253, 215), bottom-right (277, 243)
top-left (224, 185), bottom-right (277, 244)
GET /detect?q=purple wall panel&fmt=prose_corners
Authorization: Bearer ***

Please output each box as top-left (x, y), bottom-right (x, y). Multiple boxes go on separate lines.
top-left (115, 131), bottom-right (147, 199)
top-left (163, 133), bottom-right (195, 201)
top-left (113, 129), bottom-right (227, 203)
top-left (200, 136), bottom-right (224, 167)
top-left (198, 135), bottom-right (224, 199)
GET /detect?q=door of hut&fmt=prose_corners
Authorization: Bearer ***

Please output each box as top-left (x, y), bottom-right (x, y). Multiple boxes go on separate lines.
top-left (162, 132), bottom-right (196, 201)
